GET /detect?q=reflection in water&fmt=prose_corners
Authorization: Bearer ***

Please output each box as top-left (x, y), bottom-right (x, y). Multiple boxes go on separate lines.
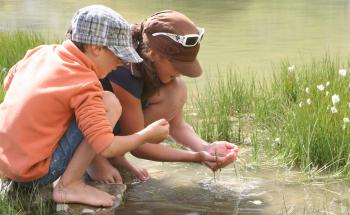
top-left (4, 154), bottom-right (344, 215)
top-left (115, 155), bottom-right (350, 215)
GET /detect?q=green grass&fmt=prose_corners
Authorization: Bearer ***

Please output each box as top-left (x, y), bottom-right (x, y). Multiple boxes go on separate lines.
top-left (189, 55), bottom-right (350, 176)
top-left (0, 31), bottom-right (46, 102)
top-left (0, 31), bottom-right (46, 68)
top-left (0, 67), bottom-right (6, 102)
top-left (187, 68), bottom-right (255, 143)
top-left (270, 57), bottom-right (350, 175)
top-left (0, 185), bottom-right (55, 215)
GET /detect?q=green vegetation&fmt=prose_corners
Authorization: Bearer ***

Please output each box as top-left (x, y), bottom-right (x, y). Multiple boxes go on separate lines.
top-left (0, 185), bottom-right (55, 214)
top-left (0, 67), bottom-right (6, 102)
top-left (189, 56), bottom-right (350, 176)
top-left (0, 31), bottom-right (46, 68)
top-left (0, 31), bottom-right (46, 102)
top-left (188, 70), bottom-right (255, 143)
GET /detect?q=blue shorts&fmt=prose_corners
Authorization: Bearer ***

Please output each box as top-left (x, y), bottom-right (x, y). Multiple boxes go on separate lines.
top-left (13, 118), bottom-right (83, 188)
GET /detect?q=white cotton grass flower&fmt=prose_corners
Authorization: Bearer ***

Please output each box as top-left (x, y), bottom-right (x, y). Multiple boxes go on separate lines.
top-left (343, 117), bottom-right (349, 130)
top-left (299, 102), bottom-right (303, 108)
top-left (332, 94), bottom-right (340, 105)
top-left (339, 69), bottom-right (347, 77)
top-left (305, 87), bottom-right (310, 94)
top-left (288, 65), bottom-right (296, 72)
top-left (275, 137), bottom-right (281, 144)
top-left (326, 81), bottom-right (330, 87)
top-left (317, 84), bottom-right (324, 91)
top-left (306, 98), bottom-right (311, 105)
top-left (331, 106), bottom-right (338, 113)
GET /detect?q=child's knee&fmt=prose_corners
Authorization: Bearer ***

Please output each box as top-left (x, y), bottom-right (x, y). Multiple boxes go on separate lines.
top-left (102, 91), bottom-right (122, 122)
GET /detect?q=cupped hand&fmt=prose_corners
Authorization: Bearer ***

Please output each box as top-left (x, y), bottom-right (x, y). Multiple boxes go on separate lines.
top-left (203, 141), bottom-right (239, 171)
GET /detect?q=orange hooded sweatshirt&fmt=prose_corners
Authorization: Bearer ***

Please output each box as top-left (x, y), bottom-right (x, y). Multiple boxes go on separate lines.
top-left (0, 40), bottom-right (114, 182)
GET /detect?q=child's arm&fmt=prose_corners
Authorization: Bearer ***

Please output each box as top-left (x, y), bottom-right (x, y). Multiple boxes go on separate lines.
top-left (101, 118), bottom-right (169, 158)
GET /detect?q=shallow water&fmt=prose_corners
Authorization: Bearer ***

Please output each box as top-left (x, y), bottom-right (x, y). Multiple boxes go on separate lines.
top-left (116, 151), bottom-right (350, 215)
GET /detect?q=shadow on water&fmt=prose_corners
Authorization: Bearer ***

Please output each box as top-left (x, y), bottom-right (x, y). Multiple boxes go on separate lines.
top-left (115, 149), bottom-right (350, 215)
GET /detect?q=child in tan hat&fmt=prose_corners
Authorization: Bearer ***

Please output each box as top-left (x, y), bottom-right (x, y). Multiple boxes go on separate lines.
top-left (0, 5), bottom-right (169, 207)
top-left (90, 10), bottom-right (238, 183)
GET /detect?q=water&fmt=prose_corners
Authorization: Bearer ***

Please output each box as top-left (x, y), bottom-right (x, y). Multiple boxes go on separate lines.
top-left (1, 0), bottom-right (350, 80)
top-left (116, 149), bottom-right (350, 215)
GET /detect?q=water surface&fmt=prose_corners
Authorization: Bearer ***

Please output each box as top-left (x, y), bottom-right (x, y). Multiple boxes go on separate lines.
top-left (116, 149), bottom-right (350, 215)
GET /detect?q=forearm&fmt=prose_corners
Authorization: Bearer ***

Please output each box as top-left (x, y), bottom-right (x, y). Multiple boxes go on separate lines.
top-left (101, 133), bottom-right (145, 158)
top-left (132, 143), bottom-right (201, 163)
top-left (170, 122), bottom-right (208, 152)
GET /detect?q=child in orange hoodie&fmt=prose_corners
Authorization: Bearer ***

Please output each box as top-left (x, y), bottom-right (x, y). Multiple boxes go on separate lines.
top-left (0, 5), bottom-right (169, 207)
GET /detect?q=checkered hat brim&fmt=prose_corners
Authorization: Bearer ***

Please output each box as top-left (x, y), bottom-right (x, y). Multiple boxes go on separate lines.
top-left (108, 46), bottom-right (143, 63)
top-left (71, 5), bottom-right (142, 63)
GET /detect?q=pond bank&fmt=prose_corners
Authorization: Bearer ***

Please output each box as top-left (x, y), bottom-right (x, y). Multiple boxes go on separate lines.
top-left (1, 32), bottom-right (350, 214)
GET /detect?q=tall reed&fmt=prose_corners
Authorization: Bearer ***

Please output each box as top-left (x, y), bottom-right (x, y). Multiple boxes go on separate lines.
top-left (188, 68), bottom-right (255, 143)
top-left (0, 31), bottom-right (46, 102)
top-left (270, 56), bottom-right (350, 174)
top-left (189, 56), bottom-right (350, 176)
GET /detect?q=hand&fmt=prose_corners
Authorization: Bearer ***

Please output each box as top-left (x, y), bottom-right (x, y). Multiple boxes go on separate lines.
top-left (197, 150), bottom-right (226, 163)
top-left (139, 118), bottom-right (169, 143)
top-left (203, 141), bottom-right (239, 171)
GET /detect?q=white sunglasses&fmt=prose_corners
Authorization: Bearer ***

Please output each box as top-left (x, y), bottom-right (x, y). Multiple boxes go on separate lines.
top-left (152, 27), bottom-right (205, 47)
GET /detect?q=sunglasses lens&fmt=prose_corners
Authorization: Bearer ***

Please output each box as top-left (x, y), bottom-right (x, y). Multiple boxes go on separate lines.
top-left (185, 36), bottom-right (199, 46)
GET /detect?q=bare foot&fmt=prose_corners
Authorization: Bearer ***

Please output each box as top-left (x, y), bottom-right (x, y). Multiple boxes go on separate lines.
top-left (110, 157), bottom-right (150, 182)
top-left (130, 166), bottom-right (149, 182)
top-left (53, 180), bottom-right (115, 207)
top-left (87, 157), bottom-right (123, 184)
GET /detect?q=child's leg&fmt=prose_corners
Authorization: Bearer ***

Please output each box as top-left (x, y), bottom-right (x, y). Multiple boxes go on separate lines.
top-left (52, 91), bottom-right (121, 206)
top-left (86, 92), bottom-right (124, 184)
top-left (53, 139), bottom-right (115, 206)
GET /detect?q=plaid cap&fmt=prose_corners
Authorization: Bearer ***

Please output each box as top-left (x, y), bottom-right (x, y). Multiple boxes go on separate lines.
top-left (70, 5), bottom-right (142, 63)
